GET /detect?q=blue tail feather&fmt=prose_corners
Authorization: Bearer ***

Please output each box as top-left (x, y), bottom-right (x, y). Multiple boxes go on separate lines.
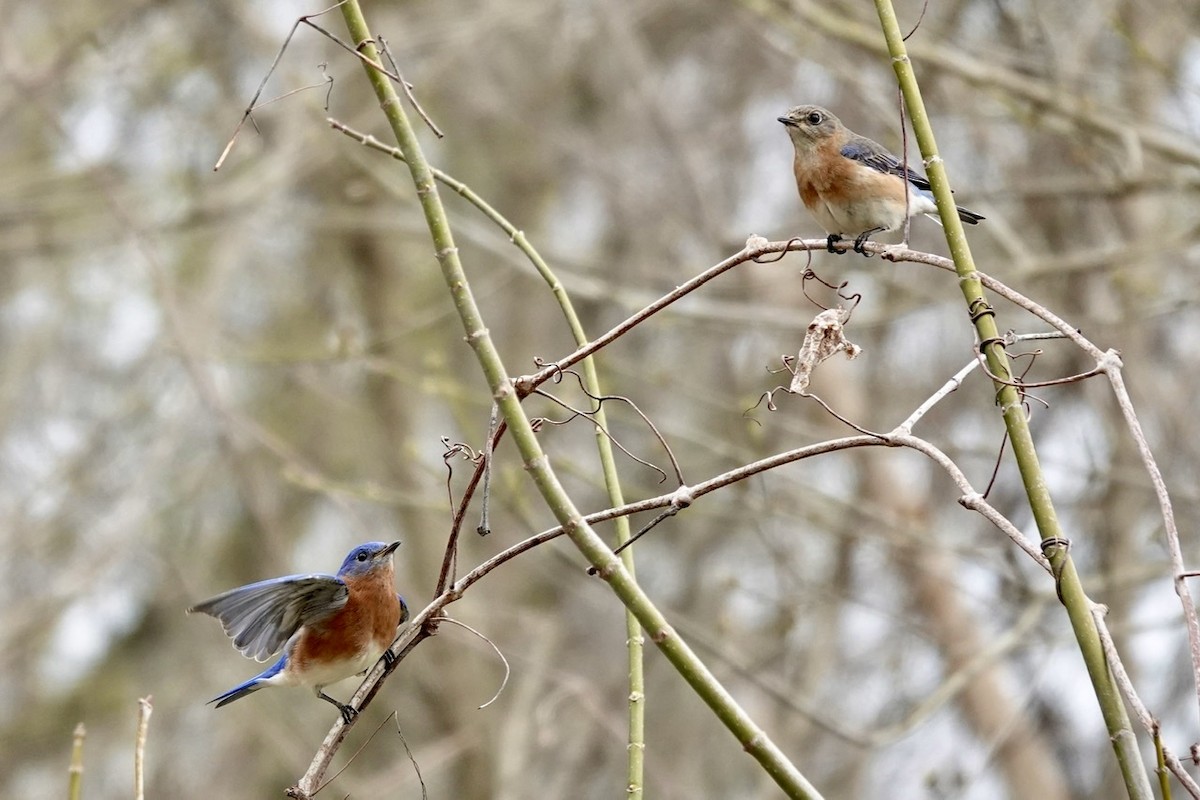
top-left (210, 654), bottom-right (287, 709)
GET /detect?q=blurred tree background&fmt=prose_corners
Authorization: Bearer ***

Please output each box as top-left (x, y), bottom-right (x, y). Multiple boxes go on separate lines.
top-left (2, 0), bottom-right (1200, 797)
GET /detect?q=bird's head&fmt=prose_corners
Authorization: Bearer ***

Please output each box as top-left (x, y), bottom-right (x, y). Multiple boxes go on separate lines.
top-left (777, 105), bottom-right (842, 147)
top-left (337, 540), bottom-right (401, 578)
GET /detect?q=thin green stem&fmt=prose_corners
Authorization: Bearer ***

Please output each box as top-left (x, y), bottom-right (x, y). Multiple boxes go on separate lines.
top-left (334, 3), bottom-right (817, 796)
top-left (873, 2), bottom-right (1152, 797)
top-left (1154, 725), bottom-right (1171, 799)
top-left (68, 723), bottom-right (85, 800)
top-left (328, 117), bottom-right (646, 795)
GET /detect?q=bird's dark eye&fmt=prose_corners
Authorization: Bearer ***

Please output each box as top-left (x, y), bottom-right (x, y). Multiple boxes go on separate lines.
top-left (357, 551), bottom-right (368, 562)
top-left (806, 111), bottom-right (823, 125)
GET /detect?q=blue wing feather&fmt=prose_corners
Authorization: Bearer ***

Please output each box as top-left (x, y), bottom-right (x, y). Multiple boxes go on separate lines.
top-left (189, 574), bottom-right (348, 662)
top-left (209, 653), bottom-right (288, 707)
top-left (840, 137), bottom-right (931, 190)
top-left (840, 137), bottom-right (984, 224)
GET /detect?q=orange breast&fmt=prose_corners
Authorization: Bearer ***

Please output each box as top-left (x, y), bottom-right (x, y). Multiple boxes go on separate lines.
top-left (290, 570), bottom-right (401, 669)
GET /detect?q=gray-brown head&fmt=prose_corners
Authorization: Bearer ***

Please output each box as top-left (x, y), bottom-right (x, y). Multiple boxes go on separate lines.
top-left (777, 105), bottom-right (844, 150)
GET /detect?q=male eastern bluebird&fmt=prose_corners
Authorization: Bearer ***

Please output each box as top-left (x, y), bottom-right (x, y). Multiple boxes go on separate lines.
top-left (188, 540), bottom-right (409, 723)
top-left (778, 105), bottom-right (984, 254)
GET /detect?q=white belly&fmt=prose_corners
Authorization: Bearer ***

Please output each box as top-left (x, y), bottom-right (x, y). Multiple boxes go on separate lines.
top-left (813, 190), bottom-right (935, 236)
top-left (273, 641), bottom-right (386, 690)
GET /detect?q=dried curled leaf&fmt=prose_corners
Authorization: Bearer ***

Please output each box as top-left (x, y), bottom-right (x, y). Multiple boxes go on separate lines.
top-left (790, 307), bottom-right (861, 393)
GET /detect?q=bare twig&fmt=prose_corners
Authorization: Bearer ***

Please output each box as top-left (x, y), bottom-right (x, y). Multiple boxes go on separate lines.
top-left (1103, 361), bottom-right (1200, 726)
top-left (604, 486), bottom-right (696, 563)
top-left (889, 433), bottom-right (1051, 570)
top-left (531, 389), bottom-right (669, 484)
top-left (553, 368), bottom-right (686, 485)
top-left (971, 345), bottom-right (1105, 389)
top-left (435, 616), bottom-right (511, 709)
top-left (134, 697), bottom-right (152, 800)
top-left (438, 437), bottom-right (483, 590)
top-left (1092, 607), bottom-right (1200, 797)
top-left (314, 710), bottom-right (399, 794)
top-left (377, 36), bottom-right (444, 138)
top-left (478, 404), bottom-right (499, 536)
top-left (895, 357), bottom-right (980, 433)
top-left (435, 421), bottom-right (506, 597)
top-left (218, 1), bottom-right (450, 170)
top-left (214, 1), bottom-right (351, 170)
top-left (394, 715), bottom-right (429, 800)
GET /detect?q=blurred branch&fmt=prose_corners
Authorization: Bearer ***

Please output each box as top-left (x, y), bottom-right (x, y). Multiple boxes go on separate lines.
top-left (978, 173), bottom-right (1200, 201)
top-left (745, 0), bottom-right (1200, 167)
top-left (679, 593), bottom-right (1051, 746)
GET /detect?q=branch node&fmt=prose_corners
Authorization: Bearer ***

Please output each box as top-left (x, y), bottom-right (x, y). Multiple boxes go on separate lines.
top-left (1040, 537), bottom-right (1071, 557)
top-left (669, 485), bottom-right (695, 510)
top-left (1098, 348), bottom-right (1124, 372)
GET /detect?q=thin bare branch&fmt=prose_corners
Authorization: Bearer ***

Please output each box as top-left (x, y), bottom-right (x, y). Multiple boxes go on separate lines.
top-left (1104, 361), bottom-right (1200, 726)
top-left (314, 710), bottom-right (399, 794)
top-left (214, 1), bottom-right (350, 170)
top-left (435, 616), bottom-right (511, 709)
top-left (531, 388), bottom-right (669, 484)
top-left (1093, 607), bottom-right (1200, 798)
top-left (377, 36), bottom-right (444, 138)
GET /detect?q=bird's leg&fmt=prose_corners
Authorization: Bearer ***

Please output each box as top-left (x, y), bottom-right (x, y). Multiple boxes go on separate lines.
top-left (825, 233), bottom-right (844, 254)
top-left (316, 688), bottom-right (357, 724)
top-left (382, 648), bottom-right (396, 668)
top-left (852, 227), bottom-right (887, 256)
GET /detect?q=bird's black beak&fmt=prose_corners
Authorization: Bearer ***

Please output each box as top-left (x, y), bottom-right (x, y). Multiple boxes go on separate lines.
top-left (778, 116), bottom-right (796, 127)
top-left (379, 541), bottom-right (401, 558)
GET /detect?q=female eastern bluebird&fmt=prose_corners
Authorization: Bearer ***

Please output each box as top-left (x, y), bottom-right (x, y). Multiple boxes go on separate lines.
top-left (188, 540), bottom-right (409, 723)
top-left (778, 105), bottom-right (983, 254)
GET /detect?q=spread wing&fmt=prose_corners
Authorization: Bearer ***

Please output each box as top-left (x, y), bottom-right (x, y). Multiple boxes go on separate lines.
top-left (840, 136), bottom-right (932, 190)
top-left (189, 574), bottom-right (348, 662)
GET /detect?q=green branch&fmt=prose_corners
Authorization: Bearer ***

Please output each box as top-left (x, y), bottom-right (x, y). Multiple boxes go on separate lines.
top-left (334, 2), bottom-right (819, 796)
top-left (328, 115), bottom-right (647, 797)
top-left (872, 2), bottom-right (1152, 797)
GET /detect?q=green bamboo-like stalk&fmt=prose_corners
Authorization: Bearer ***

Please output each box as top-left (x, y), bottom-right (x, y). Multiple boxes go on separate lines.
top-left (67, 723), bottom-right (85, 800)
top-left (330, 120), bottom-right (646, 792)
top-left (453, 151), bottom-right (649, 800)
top-left (336, 3), bottom-right (814, 796)
top-left (1154, 726), bottom-right (1171, 799)
top-left (872, 2), bottom-right (1152, 797)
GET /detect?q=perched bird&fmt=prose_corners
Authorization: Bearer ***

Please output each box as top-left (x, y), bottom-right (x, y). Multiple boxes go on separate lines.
top-left (188, 541), bottom-right (409, 723)
top-left (778, 105), bottom-right (983, 254)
